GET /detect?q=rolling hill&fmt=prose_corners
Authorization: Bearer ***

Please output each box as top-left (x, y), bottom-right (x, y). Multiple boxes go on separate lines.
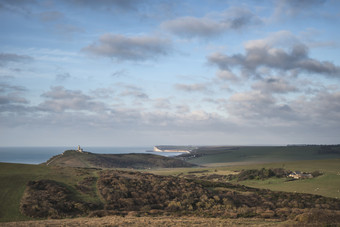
top-left (43, 150), bottom-right (195, 169)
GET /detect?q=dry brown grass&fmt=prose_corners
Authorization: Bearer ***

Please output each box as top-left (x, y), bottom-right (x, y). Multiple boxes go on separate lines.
top-left (0, 215), bottom-right (297, 227)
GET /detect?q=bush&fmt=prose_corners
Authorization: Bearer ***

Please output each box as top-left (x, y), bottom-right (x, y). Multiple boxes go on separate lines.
top-left (311, 171), bottom-right (323, 177)
top-left (236, 168), bottom-right (288, 181)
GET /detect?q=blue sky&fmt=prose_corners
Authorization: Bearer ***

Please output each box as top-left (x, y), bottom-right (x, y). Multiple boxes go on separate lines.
top-left (0, 0), bottom-right (340, 146)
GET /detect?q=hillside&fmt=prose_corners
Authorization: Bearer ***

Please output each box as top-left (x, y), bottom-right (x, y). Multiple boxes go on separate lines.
top-left (43, 150), bottom-right (195, 169)
top-left (17, 169), bottom-right (340, 224)
top-left (1, 160), bottom-right (340, 225)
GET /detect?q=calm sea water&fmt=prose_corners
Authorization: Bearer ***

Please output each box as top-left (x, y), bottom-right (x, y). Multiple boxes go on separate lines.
top-left (0, 147), bottom-right (183, 164)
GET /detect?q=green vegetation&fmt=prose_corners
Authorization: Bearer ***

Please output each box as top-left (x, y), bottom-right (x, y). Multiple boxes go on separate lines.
top-left (234, 168), bottom-right (289, 181)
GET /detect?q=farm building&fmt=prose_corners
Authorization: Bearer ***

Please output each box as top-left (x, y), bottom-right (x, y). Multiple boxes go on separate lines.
top-left (288, 171), bottom-right (313, 179)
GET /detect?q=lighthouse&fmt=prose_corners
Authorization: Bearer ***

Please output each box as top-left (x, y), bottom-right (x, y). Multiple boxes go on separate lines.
top-left (77, 145), bottom-right (83, 153)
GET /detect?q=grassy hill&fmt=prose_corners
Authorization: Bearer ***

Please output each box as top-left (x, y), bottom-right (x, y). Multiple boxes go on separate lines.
top-left (44, 150), bottom-right (195, 169)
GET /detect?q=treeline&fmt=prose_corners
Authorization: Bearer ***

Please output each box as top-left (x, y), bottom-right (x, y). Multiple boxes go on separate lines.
top-left (318, 145), bottom-right (340, 155)
top-left (185, 168), bottom-right (290, 182)
top-left (234, 168), bottom-right (288, 181)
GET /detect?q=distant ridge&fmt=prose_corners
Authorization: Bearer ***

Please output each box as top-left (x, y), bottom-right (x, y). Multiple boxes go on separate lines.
top-left (43, 150), bottom-right (195, 169)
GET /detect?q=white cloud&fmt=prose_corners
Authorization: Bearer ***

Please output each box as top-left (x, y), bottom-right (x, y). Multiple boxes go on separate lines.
top-left (38, 86), bottom-right (106, 113)
top-left (252, 77), bottom-right (297, 94)
top-left (208, 31), bottom-right (340, 79)
top-left (82, 33), bottom-right (171, 62)
top-left (161, 16), bottom-right (224, 38)
top-left (161, 7), bottom-right (261, 39)
top-left (119, 85), bottom-right (149, 99)
top-left (216, 70), bottom-right (238, 81)
top-left (175, 83), bottom-right (208, 92)
top-left (0, 53), bottom-right (33, 66)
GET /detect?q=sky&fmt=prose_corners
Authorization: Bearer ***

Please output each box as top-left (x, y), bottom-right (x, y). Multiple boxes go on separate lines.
top-left (0, 0), bottom-right (340, 147)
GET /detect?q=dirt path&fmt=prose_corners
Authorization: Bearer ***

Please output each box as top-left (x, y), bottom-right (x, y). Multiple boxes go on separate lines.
top-left (46, 154), bottom-right (62, 166)
top-left (0, 216), bottom-right (297, 227)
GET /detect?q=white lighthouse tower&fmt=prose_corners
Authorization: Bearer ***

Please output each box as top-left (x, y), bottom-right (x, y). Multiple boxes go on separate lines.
top-left (77, 145), bottom-right (83, 153)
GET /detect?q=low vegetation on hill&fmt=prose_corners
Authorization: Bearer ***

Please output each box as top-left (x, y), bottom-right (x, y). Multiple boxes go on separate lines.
top-left (18, 169), bottom-right (340, 225)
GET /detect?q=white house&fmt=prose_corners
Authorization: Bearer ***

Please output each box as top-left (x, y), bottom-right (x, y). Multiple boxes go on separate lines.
top-left (288, 171), bottom-right (313, 179)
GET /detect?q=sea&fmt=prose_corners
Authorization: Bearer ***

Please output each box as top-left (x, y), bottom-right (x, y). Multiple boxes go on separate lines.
top-left (0, 147), bottom-right (184, 165)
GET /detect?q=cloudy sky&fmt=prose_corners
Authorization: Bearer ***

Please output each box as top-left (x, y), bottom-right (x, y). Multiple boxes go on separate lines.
top-left (1, 0), bottom-right (340, 147)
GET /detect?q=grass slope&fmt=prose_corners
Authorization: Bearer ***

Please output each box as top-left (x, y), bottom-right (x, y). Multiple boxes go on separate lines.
top-left (0, 163), bottom-right (101, 222)
top-left (0, 163), bottom-right (50, 222)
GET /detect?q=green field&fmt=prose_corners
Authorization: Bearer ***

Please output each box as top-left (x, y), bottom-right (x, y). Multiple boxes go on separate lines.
top-left (217, 159), bottom-right (340, 199)
top-left (149, 158), bottom-right (340, 199)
